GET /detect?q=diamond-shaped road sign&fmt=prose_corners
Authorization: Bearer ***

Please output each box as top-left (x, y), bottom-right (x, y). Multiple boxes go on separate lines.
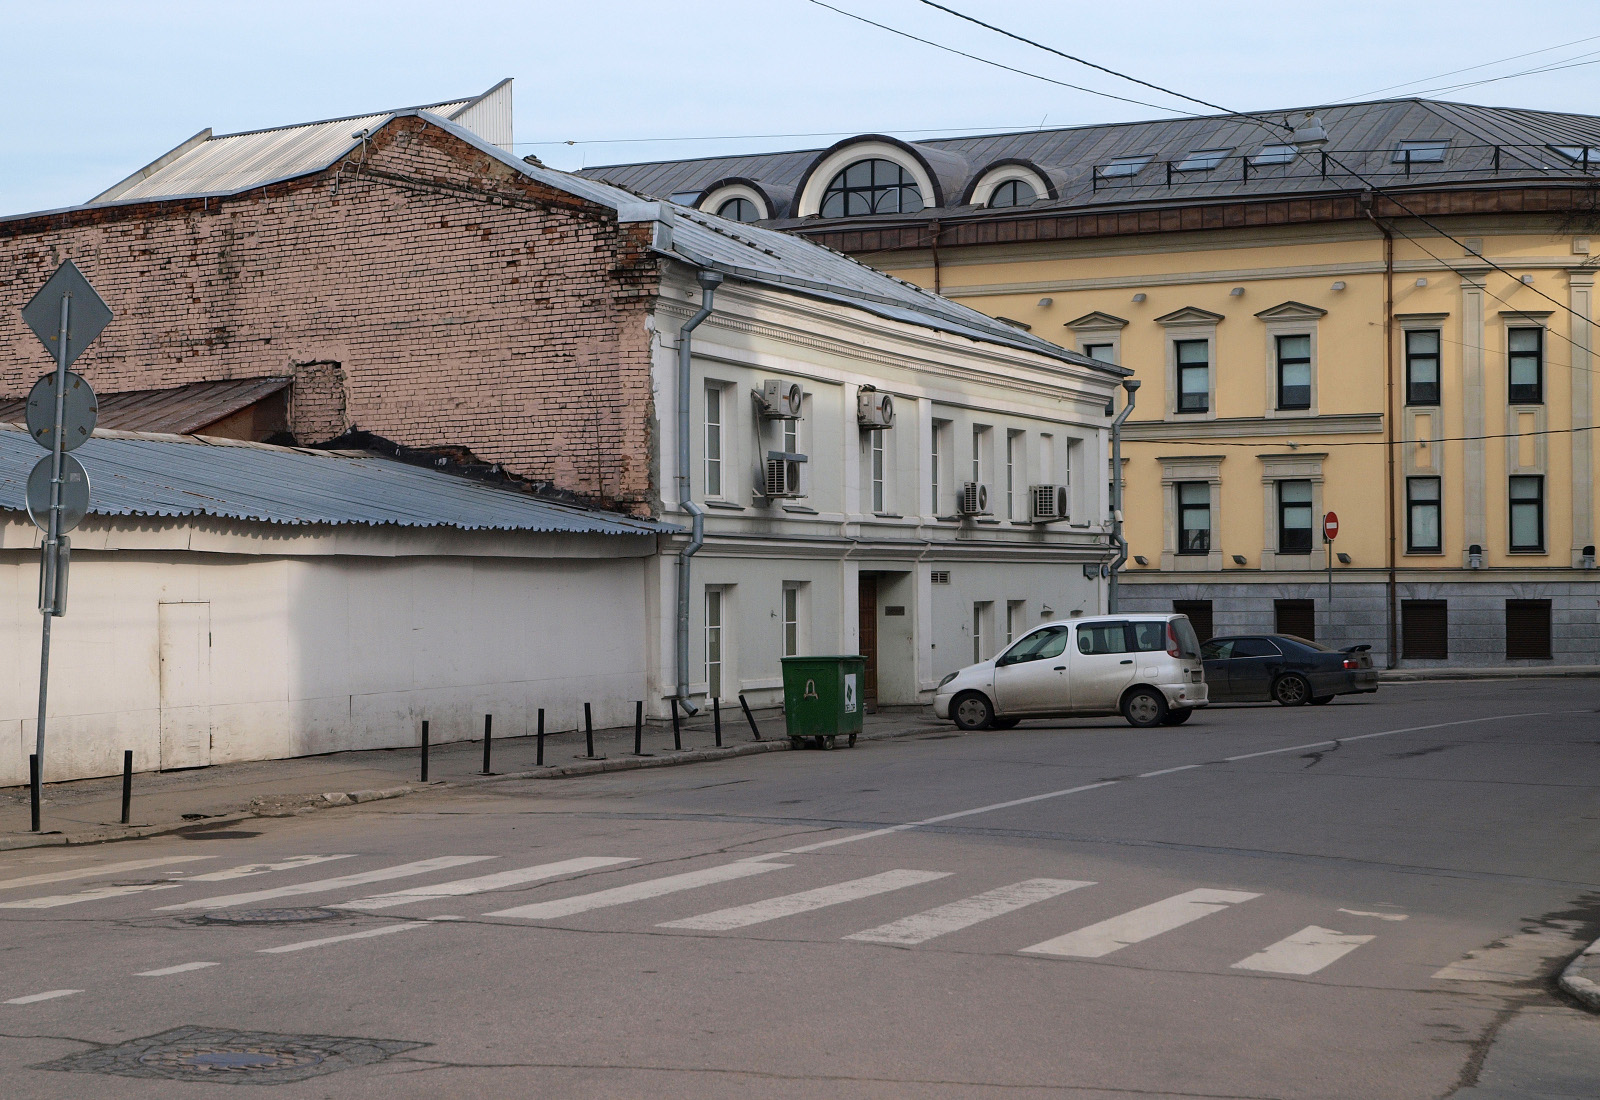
top-left (21, 260), bottom-right (113, 368)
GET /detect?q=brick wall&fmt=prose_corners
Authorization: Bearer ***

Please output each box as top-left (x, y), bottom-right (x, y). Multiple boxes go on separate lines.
top-left (0, 117), bottom-right (663, 511)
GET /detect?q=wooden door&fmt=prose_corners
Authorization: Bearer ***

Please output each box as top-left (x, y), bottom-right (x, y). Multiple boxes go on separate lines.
top-left (857, 574), bottom-right (878, 705)
top-left (158, 601), bottom-right (212, 770)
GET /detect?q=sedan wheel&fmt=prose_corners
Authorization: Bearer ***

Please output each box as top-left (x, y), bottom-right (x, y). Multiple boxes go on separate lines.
top-left (1122, 688), bottom-right (1168, 728)
top-left (1273, 673), bottom-right (1312, 706)
top-left (952, 692), bottom-right (995, 731)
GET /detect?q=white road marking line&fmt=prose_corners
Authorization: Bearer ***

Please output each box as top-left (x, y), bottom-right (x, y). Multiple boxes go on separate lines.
top-left (486, 860), bottom-right (790, 920)
top-left (5, 989), bottom-right (81, 1005)
top-left (846, 878), bottom-right (1094, 946)
top-left (1433, 921), bottom-right (1587, 983)
top-left (187, 855), bottom-right (356, 882)
top-left (1231, 925), bottom-right (1375, 975)
top-left (337, 857), bottom-right (635, 910)
top-left (660, 870), bottom-right (950, 932)
top-left (155, 856), bottom-right (496, 911)
top-left (0, 856), bottom-right (212, 892)
top-left (136, 962), bottom-right (219, 977)
top-left (1021, 888), bottom-right (1261, 958)
top-left (1339, 908), bottom-right (1408, 921)
top-left (1138, 764), bottom-right (1202, 778)
top-left (258, 922), bottom-right (431, 954)
top-left (0, 883), bottom-right (183, 909)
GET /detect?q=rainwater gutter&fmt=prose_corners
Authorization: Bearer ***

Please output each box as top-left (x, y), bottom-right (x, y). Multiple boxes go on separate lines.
top-left (1107, 378), bottom-right (1141, 612)
top-left (674, 269), bottom-right (724, 712)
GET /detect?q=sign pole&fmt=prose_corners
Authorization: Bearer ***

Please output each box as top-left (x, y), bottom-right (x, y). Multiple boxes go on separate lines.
top-left (32, 295), bottom-right (70, 829)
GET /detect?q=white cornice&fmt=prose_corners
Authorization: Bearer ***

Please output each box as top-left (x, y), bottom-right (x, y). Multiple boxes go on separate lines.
top-left (1121, 413), bottom-right (1382, 440)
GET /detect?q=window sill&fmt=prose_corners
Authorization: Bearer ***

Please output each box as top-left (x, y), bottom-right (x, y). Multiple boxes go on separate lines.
top-left (1403, 402), bottom-right (1442, 410)
top-left (781, 504), bottom-right (819, 515)
top-left (1507, 549), bottom-right (1548, 555)
top-left (1403, 549), bottom-right (1445, 556)
top-left (974, 518), bottom-right (1002, 526)
top-left (704, 499), bottom-right (746, 511)
top-left (871, 512), bottom-right (904, 519)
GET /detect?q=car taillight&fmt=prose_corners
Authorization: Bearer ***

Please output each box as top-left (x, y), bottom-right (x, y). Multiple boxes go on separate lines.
top-left (1167, 623), bottom-right (1181, 658)
top-left (1342, 658), bottom-right (1359, 669)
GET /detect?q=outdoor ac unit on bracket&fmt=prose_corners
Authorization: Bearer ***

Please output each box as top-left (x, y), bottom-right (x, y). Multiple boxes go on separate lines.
top-left (763, 450), bottom-right (807, 499)
top-left (756, 379), bottom-right (803, 419)
top-left (856, 388), bottom-right (895, 428)
top-left (957, 482), bottom-right (991, 516)
top-left (1029, 484), bottom-right (1070, 523)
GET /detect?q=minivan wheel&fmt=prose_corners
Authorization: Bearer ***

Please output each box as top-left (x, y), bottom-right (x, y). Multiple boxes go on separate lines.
top-left (1161, 708), bottom-right (1193, 725)
top-left (952, 692), bottom-right (995, 731)
top-left (1122, 688), bottom-right (1168, 728)
top-left (1273, 673), bottom-right (1312, 706)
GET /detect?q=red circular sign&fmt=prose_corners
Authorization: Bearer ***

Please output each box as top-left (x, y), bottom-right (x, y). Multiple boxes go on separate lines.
top-left (1323, 512), bottom-right (1340, 540)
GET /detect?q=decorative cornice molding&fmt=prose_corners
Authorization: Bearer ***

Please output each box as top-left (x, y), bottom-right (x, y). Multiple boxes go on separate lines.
top-left (1154, 306), bottom-right (1226, 326)
top-left (1064, 310), bottom-right (1129, 330)
top-left (1254, 300), bottom-right (1327, 321)
top-left (1122, 412), bottom-right (1382, 440)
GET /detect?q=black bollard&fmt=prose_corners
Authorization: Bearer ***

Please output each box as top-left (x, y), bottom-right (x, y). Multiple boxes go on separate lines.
top-left (29, 754), bottom-right (40, 833)
top-left (482, 714), bottom-right (493, 775)
top-left (633, 700), bottom-right (648, 756)
top-left (420, 720), bottom-right (430, 783)
top-left (670, 697), bottom-right (682, 751)
top-left (536, 708), bottom-right (545, 767)
top-left (120, 749), bottom-right (133, 826)
top-left (584, 702), bottom-right (596, 759)
top-left (739, 694), bottom-right (762, 741)
top-left (713, 696), bottom-right (722, 747)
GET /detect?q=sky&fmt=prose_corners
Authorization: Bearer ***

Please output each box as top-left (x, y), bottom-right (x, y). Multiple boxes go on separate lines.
top-left (3, 0), bottom-right (1598, 217)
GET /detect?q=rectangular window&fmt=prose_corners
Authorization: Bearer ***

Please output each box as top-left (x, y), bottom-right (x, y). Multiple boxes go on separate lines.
top-left (972, 601), bottom-right (991, 663)
top-left (972, 425), bottom-right (990, 484)
top-left (1274, 599), bottom-right (1316, 641)
top-left (1177, 481), bottom-right (1211, 554)
top-left (1509, 475), bottom-right (1544, 551)
top-left (871, 431), bottom-right (885, 512)
top-left (1172, 600), bottom-right (1213, 642)
top-left (1082, 343), bottom-right (1115, 363)
top-left (783, 411), bottom-right (799, 455)
top-left (1392, 140), bottom-right (1448, 164)
top-left (1401, 600), bottom-right (1448, 659)
top-left (1406, 477), bottom-right (1442, 553)
top-left (704, 384), bottom-right (723, 498)
top-left (704, 588), bottom-right (724, 699)
top-left (1175, 339), bottom-right (1209, 413)
top-left (1508, 327), bottom-right (1543, 404)
top-left (931, 420), bottom-right (944, 514)
top-left (1277, 480), bottom-right (1314, 554)
top-left (782, 584), bottom-right (801, 658)
top-left (1505, 599), bottom-right (1552, 660)
top-left (1005, 600), bottom-right (1025, 645)
top-left (1005, 431), bottom-right (1021, 520)
top-left (1405, 329), bottom-right (1440, 406)
top-left (1275, 334), bottom-right (1312, 410)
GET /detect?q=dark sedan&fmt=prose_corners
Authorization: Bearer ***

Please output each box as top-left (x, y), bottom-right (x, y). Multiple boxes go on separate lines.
top-left (1200, 634), bottom-right (1380, 706)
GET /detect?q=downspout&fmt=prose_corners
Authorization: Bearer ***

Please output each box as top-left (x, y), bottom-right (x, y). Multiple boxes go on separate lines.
top-left (928, 219), bottom-right (942, 295)
top-left (1369, 210), bottom-right (1400, 668)
top-left (1107, 378), bottom-right (1141, 612)
top-left (674, 268), bottom-right (724, 713)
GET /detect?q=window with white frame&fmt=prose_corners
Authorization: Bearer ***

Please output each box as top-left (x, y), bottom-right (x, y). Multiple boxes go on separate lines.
top-left (1276, 334), bottom-right (1312, 410)
top-left (1006, 430), bottom-right (1024, 520)
top-left (1277, 480), bottom-right (1314, 553)
top-left (782, 583), bottom-right (805, 657)
top-left (973, 601), bottom-right (992, 663)
top-left (1508, 327), bottom-right (1544, 404)
top-left (931, 419), bottom-right (946, 515)
top-left (704, 587), bottom-right (726, 699)
top-left (870, 430), bottom-right (886, 512)
top-left (1006, 600), bottom-right (1026, 646)
top-left (972, 425), bottom-right (991, 486)
top-left (1407, 477), bottom-right (1442, 553)
top-left (1082, 343), bottom-right (1116, 363)
top-left (1175, 340), bottom-right (1210, 413)
top-left (704, 383), bottom-right (724, 498)
top-left (1177, 482), bottom-right (1211, 554)
top-left (1406, 330), bottom-right (1441, 406)
top-left (1509, 476), bottom-right (1544, 552)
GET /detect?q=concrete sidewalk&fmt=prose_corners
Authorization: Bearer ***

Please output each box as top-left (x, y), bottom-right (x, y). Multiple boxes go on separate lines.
top-left (1380, 664), bottom-right (1600, 681)
top-left (0, 706), bottom-right (945, 851)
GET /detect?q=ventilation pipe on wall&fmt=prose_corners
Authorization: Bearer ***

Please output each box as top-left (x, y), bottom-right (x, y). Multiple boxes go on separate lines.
top-left (674, 268), bottom-right (724, 713)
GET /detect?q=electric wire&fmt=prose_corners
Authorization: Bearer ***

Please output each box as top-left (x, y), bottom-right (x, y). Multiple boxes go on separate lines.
top-left (1348, 32), bottom-right (1600, 99)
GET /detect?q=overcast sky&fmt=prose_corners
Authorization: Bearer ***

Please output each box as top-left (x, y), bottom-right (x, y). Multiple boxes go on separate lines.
top-left (3, 0), bottom-right (1597, 217)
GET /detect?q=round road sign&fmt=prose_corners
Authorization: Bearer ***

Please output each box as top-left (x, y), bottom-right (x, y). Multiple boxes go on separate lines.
top-left (25, 372), bottom-right (98, 452)
top-left (25, 453), bottom-right (91, 534)
top-left (1323, 511), bottom-right (1340, 541)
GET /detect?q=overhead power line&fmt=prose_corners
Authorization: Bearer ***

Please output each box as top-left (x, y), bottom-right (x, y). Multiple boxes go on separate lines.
top-left (1348, 32), bottom-right (1600, 99)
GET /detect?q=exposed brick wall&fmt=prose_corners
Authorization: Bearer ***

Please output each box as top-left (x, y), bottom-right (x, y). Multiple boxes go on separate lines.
top-left (0, 117), bottom-right (663, 512)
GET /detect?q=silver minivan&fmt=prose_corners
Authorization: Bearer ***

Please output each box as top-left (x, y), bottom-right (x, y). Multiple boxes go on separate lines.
top-left (932, 613), bottom-right (1208, 730)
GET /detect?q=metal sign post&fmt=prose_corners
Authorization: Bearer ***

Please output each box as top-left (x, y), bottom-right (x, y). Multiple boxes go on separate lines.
top-left (19, 261), bottom-right (108, 831)
top-left (1323, 511), bottom-right (1340, 611)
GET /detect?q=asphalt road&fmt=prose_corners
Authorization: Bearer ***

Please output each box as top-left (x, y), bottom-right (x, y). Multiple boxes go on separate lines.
top-left (2, 679), bottom-right (1598, 1099)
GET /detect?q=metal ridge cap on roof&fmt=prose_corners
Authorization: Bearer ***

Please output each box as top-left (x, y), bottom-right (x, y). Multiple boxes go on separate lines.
top-left (184, 94), bottom-right (477, 144)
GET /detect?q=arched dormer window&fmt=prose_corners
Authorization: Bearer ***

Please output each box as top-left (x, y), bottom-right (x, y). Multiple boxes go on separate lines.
top-left (988, 180), bottom-right (1036, 208)
top-left (717, 197), bottom-right (759, 222)
top-left (697, 180), bottom-right (772, 223)
top-left (820, 159), bottom-right (923, 218)
top-left (964, 162), bottom-right (1053, 210)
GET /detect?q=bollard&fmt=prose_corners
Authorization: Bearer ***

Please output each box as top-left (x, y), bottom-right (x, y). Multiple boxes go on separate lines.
top-left (120, 749), bottom-right (133, 826)
top-left (670, 698), bottom-right (682, 751)
top-left (482, 714), bottom-right (493, 775)
top-left (739, 694), bottom-right (762, 741)
top-left (420, 720), bottom-right (430, 783)
top-left (713, 696), bottom-right (722, 748)
top-left (536, 708), bottom-right (545, 767)
top-left (584, 702), bottom-right (596, 759)
top-left (632, 700), bottom-right (649, 756)
top-left (29, 754), bottom-right (40, 833)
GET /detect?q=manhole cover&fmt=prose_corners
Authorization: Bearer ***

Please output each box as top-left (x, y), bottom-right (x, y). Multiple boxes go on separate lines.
top-left (36, 1026), bottom-right (424, 1084)
top-left (200, 907), bottom-right (342, 925)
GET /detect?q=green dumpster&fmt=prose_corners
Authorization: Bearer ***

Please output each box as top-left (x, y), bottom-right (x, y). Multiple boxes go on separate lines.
top-left (780, 655), bottom-right (867, 749)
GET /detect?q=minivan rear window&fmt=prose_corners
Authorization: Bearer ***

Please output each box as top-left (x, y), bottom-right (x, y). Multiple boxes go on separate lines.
top-left (1170, 616), bottom-right (1201, 659)
top-left (1128, 621), bottom-right (1169, 652)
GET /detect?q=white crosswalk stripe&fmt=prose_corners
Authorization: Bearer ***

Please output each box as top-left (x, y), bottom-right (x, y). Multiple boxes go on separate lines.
top-left (660, 870), bottom-right (950, 931)
top-left (485, 860), bottom-right (789, 920)
top-left (0, 856), bottom-right (212, 892)
top-left (1021, 888), bottom-right (1261, 958)
top-left (337, 857), bottom-right (636, 910)
top-left (187, 855), bottom-right (356, 882)
top-left (0, 883), bottom-right (183, 909)
top-left (1231, 925), bottom-right (1374, 975)
top-left (845, 878), bottom-right (1095, 946)
top-left (259, 923), bottom-right (432, 954)
top-left (155, 856), bottom-right (496, 911)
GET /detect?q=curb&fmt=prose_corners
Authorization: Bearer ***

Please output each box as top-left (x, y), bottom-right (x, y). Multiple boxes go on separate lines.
top-left (1559, 938), bottom-right (1600, 1013)
top-left (1380, 666), bottom-right (1600, 682)
top-left (0, 812), bottom-right (257, 852)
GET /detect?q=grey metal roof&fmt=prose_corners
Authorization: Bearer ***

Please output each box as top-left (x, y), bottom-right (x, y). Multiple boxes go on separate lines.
top-left (0, 378), bottom-right (290, 434)
top-left (578, 98), bottom-right (1600, 222)
top-left (0, 426), bottom-right (671, 535)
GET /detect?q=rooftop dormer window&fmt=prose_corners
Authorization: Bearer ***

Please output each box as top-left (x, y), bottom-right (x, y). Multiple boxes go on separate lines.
top-left (1251, 143), bottom-right (1298, 166)
top-left (1551, 145), bottom-right (1600, 167)
top-left (669, 190), bottom-right (701, 205)
top-left (1173, 148), bottom-right (1232, 172)
top-left (717, 197), bottom-right (760, 222)
top-left (988, 179), bottom-right (1037, 208)
top-left (1391, 140), bottom-right (1448, 164)
top-left (1095, 154), bottom-right (1151, 179)
top-left (820, 159), bottom-right (923, 218)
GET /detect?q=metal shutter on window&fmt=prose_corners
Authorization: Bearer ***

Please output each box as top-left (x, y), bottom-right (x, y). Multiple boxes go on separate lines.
top-left (1274, 599), bottom-right (1315, 641)
top-left (1505, 600), bottom-right (1552, 660)
top-left (1401, 600), bottom-right (1448, 659)
top-left (1173, 600), bottom-right (1214, 642)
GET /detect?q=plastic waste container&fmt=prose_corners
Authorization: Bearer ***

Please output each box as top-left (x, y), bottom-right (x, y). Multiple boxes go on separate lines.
top-left (780, 654), bottom-right (866, 749)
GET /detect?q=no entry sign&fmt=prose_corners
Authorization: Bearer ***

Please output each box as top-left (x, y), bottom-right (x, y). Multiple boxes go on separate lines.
top-left (1323, 512), bottom-right (1340, 541)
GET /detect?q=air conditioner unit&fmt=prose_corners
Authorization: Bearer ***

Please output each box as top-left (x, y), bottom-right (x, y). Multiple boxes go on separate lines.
top-left (756, 379), bottom-right (803, 419)
top-left (958, 482), bottom-right (990, 516)
top-left (1029, 484), bottom-right (1070, 523)
top-left (764, 456), bottom-right (804, 498)
top-left (856, 389), bottom-right (895, 428)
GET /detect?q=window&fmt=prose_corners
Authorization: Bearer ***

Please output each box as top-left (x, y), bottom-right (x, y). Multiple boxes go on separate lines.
top-left (1005, 431), bottom-right (1021, 519)
top-left (1251, 143), bottom-right (1298, 166)
top-left (783, 407), bottom-right (799, 455)
top-left (1509, 475), bottom-right (1544, 552)
top-left (931, 421), bottom-right (944, 514)
top-left (1277, 480), bottom-right (1314, 553)
top-left (972, 601), bottom-right (991, 663)
top-left (1551, 145), bottom-right (1600, 167)
top-left (1505, 599), bottom-right (1552, 660)
top-left (819, 159), bottom-right (923, 218)
top-left (782, 584), bottom-right (802, 657)
top-left (1005, 600), bottom-right (1025, 645)
top-left (1233, 636), bottom-right (1284, 658)
top-left (1508, 327), bottom-right (1543, 404)
top-left (870, 430), bottom-right (886, 512)
top-left (1082, 343), bottom-right (1116, 363)
top-left (1174, 148), bottom-right (1232, 172)
top-left (669, 191), bottom-right (701, 204)
top-left (1405, 329), bottom-right (1440, 406)
top-left (1096, 155), bottom-right (1151, 179)
top-left (972, 425), bottom-right (990, 485)
top-left (704, 384), bottom-right (723, 498)
top-left (1274, 334), bottom-right (1312, 410)
top-left (1402, 600), bottom-right (1448, 659)
top-left (705, 588), bottom-right (724, 699)
top-left (1127, 620), bottom-right (1169, 652)
top-left (1172, 600), bottom-right (1213, 642)
top-left (1407, 477), bottom-right (1442, 553)
top-left (1392, 140), bottom-right (1448, 164)
top-left (1274, 600), bottom-right (1315, 641)
top-left (1076, 621), bottom-right (1129, 654)
top-left (997, 626), bottom-right (1068, 665)
top-left (716, 197), bottom-right (759, 222)
top-left (988, 180), bottom-right (1036, 208)
top-left (1175, 339), bottom-right (1209, 412)
top-left (1177, 482), bottom-right (1211, 554)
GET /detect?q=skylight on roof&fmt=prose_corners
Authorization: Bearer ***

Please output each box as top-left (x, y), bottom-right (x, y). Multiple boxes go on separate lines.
top-left (1251, 143), bottom-right (1298, 166)
top-left (669, 191), bottom-right (702, 204)
top-left (1173, 148), bottom-right (1232, 172)
top-left (1551, 145), bottom-right (1600, 166)
top-left (1391, 140), bottom-right (1449, 164)
top-left (1096, 155), bottom-right (1151, 179)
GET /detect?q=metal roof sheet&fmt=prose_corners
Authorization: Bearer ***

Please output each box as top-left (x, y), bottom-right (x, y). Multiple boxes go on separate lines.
top-left (0, 378), bottom-right (290, 435)
top-left (0, 426), bottom-right (671, 536)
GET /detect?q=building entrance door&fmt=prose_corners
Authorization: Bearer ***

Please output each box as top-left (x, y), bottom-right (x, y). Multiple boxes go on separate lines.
top-left (857, 574), bottom-right (878, 707)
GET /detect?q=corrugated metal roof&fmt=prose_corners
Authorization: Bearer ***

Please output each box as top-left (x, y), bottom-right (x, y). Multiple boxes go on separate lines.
top-left (0, 426), bottom-right (671, 535)
top-left (0, 378), bottom-right (290, 434)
